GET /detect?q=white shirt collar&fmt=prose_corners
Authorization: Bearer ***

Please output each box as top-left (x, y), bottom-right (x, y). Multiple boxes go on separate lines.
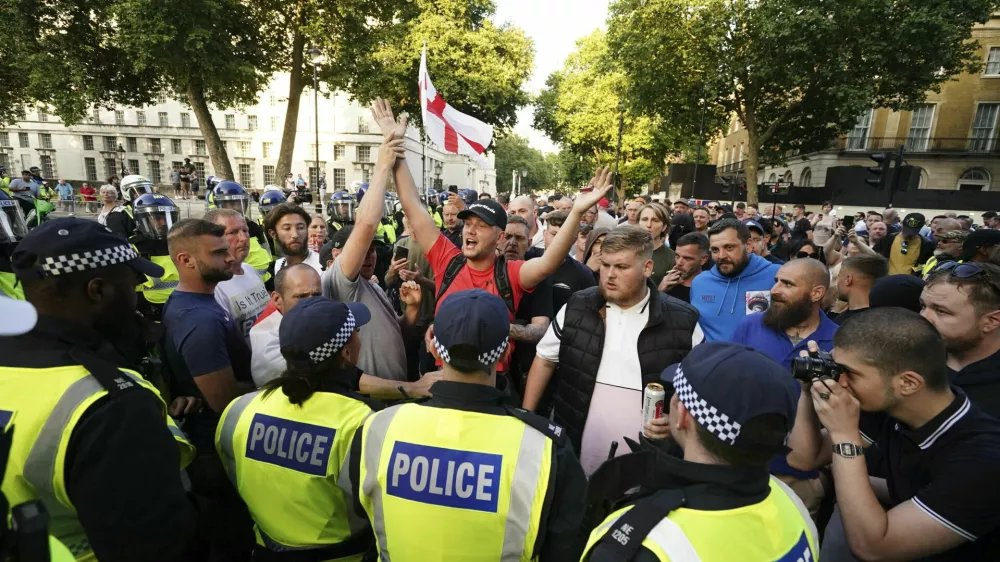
top-left (607, 286), bottom-right (651, 314)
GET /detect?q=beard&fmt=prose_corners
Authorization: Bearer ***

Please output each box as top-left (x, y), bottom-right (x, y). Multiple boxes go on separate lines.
top-left (943, 329), bottom-right (983, 355)
top-left (716, 250), bottom-right (751, 278)
top-left (196, 258), bottom-right (234, 284)
top-left (763, 294), bottom-right (813, 331)
top-left (278, 235), bottom-right (308, 258)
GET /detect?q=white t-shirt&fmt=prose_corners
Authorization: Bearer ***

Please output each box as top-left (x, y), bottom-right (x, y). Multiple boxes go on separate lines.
top-left (536, 288), bottom-right (704, 475)
top-left (214, 263), bottom-right (270, 340)
top-left (273, 250), bottom-right (323, 277)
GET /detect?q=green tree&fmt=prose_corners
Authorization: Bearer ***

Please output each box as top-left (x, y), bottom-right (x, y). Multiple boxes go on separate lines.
top-left (494, 134), bottom-right (553, 193)
top-left (606, 0), bottom-right (997, 205)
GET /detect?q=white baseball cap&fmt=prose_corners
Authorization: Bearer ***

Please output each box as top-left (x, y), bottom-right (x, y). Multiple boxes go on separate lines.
top-left (0, 296), bottom-right (37, 335)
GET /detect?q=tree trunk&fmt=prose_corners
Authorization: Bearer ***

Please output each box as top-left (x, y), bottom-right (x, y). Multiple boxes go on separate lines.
top-left (275, 20), bottom-right (307, 183)
top-left (745, 132), bottom-right (760, 207)
top-left (186, 79), bottom-right (233, 179)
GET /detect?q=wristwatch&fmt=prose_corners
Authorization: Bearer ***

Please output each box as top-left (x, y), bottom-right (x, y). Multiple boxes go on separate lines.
top-left (832, 442), bottom-right (865, 458)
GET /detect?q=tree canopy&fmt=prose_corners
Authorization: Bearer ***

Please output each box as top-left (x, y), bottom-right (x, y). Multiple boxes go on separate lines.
top-left (494, 134), bottom-right (556, 193)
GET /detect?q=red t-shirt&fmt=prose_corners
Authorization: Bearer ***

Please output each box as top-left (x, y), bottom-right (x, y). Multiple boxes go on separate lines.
top-left (426, 233), bottom-right (531, 372)
top-left (80, 186), bottom-right (96, 201)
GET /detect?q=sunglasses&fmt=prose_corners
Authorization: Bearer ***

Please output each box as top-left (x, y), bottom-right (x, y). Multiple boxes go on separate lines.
top-left (935, 261), bottom-right (1000, 295)
top-left (900, 240), bottom-right (909, 255)
top-left (796, 251), bottom-right (820, 260)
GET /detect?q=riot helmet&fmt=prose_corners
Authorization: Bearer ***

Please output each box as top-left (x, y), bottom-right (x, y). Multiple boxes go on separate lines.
top-left (459, 189), bottom-right (479, 206)
top-left (212, 180), bottom-right (251, 217)
top-left (259, 189), bottom-right (287, 217)
top-left (0, 191), bottom-right (28, 244)
top-left (120, 174), bottom-right (155, 204)
top-left (328, 190), bottom-right (355, 223)
top-left (133, 193), bottom-right (179, 240)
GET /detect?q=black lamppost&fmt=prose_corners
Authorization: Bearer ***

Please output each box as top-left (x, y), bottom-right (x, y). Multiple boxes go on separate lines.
top-left (308, 47), bottom-right (324, 213)
top-left (434, 160), bottom-right (443, 189)
top-left (117, 143), bottom-right (126, 176)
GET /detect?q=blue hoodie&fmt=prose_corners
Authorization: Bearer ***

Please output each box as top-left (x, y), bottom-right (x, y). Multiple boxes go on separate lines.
top-left (690, 253), bottom-right (782, 342)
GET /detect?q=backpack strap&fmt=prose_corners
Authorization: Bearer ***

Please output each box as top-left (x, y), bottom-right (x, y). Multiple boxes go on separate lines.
top-left (493, 256), bottom-right (516, 316)
top-left (587, 488), bottom-right (689, 562)
top-left (436, 253), bottom-right (469, 303)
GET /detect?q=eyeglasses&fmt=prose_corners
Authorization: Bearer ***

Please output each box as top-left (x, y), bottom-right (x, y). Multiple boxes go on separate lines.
top-left (796, 251), bottom-right (820, 260)
top-left (935, 261), bottom-right (1000, 295)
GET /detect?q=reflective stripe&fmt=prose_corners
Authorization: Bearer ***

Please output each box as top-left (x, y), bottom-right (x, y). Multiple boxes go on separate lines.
top-left (362, 404), bottom-right (405, 562)
top-left (145, 278), bottom-right (179, 291)
top-left (771, 476), bottom-right (819, 549)
top-left (217, 392), bottom-right (259, 486)
top-left (501, 426), bottom-right (547, 561)
top-left (337, 412), bottom-right (373, 535)
top-left (645, 516), bottom-right (704, 562)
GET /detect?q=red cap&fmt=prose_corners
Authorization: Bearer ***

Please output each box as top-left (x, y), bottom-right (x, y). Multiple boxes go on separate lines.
top-left (599, 198), bottom-right (609, 207)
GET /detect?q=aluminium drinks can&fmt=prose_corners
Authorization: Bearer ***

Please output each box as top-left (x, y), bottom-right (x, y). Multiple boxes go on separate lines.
top-left (642, 383), bottom-right (665, 426)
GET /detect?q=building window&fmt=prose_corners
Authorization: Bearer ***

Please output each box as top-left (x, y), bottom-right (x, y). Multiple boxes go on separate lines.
top-left (270, 116), bottom-right (279, 132)
top-left (0, 154), bottom-right (9, 170)
top-left (149, 138), bottom-right (162, 153)
top-left (171, 161), bottom-right (184, 173)
top-left (193, 162), bottom-right (206, 179)
top-left (127, 159), bottom-right (140, 175)
top-left (906, 104), bottom-right (935, 151)
top-left (180, 113), bottom-right (191, 128)
top-left (309, 167), bottom-right (321, 187)
top-left (847, 109), bottom-right (873, 150)
top-left (237, 141), bottom-right (250, 157)
top-left (136, 111), bottom-right (146, 126)
top-left (84, 158), bottom-right (98, 182)
top-left (158, 112), bottom-right (169, 127)
top-left (358, 116), bottom-right (369, 134)
top-left (104, 158), bottom-right (117, 179)
top-left (799, 167), bottom-right (812, 188)
top-left (104, 136), bottom-right (117, 151)
top-left (115, 110), bottom-right (125, 125)
top-left (126, 137), bottom-right (138, 152)
top-left (38, 134), bottom-right (52, 149)
top-left (987, 47), bottom-right (1000, 76)
top-left (782, 170), bottom-right (794, 183)
top-left (247, 115), bottom-right (257, 131)
top-left (92, 108), bottom-right (101, 124)
top-left (39, 155), bottom-right (55, 179)
top-left (262, 142), bottom-right (272, 158)
top-left (239, 164), bottom-right (254, 189)
top-left (357, 145), bottom-right (371, 162)
top-left (269, 93), bottom-right (277, 106)
top-left (171, 139), bottom-right (182, 154)
top-left (37, 108), bottom-right (48, 122)
top-left (333, 168), bottom-right (346, 190)
top-left (0, 132), bottom-right (9, 147)
top-left (957, 168), bottom-right (992, 191)
top-left (225, 114), bottom-right (236, 129)
top-left (970, 103), bottom-right (1000, 152)
top-left (18, 133), bottom-right (29, 148)
top-left (737, 142), bottom-right (744, 162)
top-left (767, 172), bottom-right (778, 182)
top-left (334, 144), bottom-right (345, 160)
top-left (263, 165), bottom-right (275, 186)
top-left (83, 135), bottom-right (94, 151)
top-left (157, 92), bottom-right (168, 104)
top-left (194, 140), bottom-right (206, 155)
top-left (148, 161), bottom-right (161, 184)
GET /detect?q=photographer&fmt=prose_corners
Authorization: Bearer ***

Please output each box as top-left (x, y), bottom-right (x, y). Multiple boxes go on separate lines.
top-left (787, 308), bottom-right (1000, 561)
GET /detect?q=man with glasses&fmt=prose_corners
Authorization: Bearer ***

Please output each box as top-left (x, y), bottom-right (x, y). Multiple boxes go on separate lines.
top-left (921, 262), bottom-right (1000, 417)
top-left (876, 213), bottom-right (934, 275)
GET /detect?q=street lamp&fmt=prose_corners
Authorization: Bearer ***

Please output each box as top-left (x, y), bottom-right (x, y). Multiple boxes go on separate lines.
top-left (308, 47), bottom-right (324, 215)
top-left (434, 161), bottom-right (443, 189)
top-left (116, 143), bottom-right (126, 176)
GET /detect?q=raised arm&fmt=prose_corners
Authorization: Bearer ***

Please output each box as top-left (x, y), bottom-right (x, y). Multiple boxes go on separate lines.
top-left (370, 98), bottom-right (441, 252)
top-left (519, 167), bottom-right (613, 289)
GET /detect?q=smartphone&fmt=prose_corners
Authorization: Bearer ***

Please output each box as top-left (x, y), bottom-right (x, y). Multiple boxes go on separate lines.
top-left (393, 246), bottom-right (409, 261)
top-left (842, 216), bottom-right (855, 230)
top-left (448, 185), bottom-right (458, 194)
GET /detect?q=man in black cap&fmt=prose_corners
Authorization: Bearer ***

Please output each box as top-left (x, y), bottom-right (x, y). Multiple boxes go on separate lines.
top-left (869, 274), bottom-right (926, 313)
top-left (745, 218), bottom-right (784, 265)
top-left (582, 341), bottom-right (817, 561)
top-left (958, 228), bottom-right (1000, 264)
top-left (351, 289), bottom-right (588, 560)
top-left (876, 212), bottom-right (934, 275)
top-left (0, 218), bottom-right (203, 561)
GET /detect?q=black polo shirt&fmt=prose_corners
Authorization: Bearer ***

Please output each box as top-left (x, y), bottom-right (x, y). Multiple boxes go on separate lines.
top-left (948, 348), bottom-right (1000, 419)
top-left (860, 388), bottom-right (1000, 560)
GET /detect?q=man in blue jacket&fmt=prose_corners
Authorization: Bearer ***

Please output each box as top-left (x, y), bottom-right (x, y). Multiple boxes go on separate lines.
top-left (691, 218), bottom-right (782, 341)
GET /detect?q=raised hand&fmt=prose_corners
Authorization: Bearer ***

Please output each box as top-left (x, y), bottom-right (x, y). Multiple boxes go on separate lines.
top-left (377, 133), bottom-right (406, 167)
top-left (573, 166), bottom-right (614, 214)
top-left (370, 98), bottom-right (407, 140)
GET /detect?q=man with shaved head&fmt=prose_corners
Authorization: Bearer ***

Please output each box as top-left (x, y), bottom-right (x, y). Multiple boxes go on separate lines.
top-left (508, 195), bottom-right (545, 249)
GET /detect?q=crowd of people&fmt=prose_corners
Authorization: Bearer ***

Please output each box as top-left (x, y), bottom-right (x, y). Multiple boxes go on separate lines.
top-left (2, 97), bottom-right (1000, 562)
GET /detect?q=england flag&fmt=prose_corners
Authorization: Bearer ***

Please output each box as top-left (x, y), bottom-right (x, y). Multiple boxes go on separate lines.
top-left (419, 45), bottom-right (493, 168)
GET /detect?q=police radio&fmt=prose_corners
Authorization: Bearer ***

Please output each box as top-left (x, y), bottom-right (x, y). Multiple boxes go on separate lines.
top-left (1, 427), bottom-right (55, 562)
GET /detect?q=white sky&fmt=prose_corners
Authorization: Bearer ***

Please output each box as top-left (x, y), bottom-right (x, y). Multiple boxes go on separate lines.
top-left (493, 0), bottom-right (609, 154)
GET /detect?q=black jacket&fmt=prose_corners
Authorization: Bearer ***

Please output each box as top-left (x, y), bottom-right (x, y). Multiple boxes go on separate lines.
top-left (552, 281), bottom-right (700, 453)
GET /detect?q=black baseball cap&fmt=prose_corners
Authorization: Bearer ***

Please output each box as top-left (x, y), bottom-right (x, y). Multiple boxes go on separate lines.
top-left (901, 213), bottom-right (926, 237)
top-left (279, 296), bottom-right (371, 366)
top-left (330, 226), bottom-right (353, 250)
top-left (869, 274), bottom-right (926, 313)
top-left (12, 217), bottom-right (163, 279)
top-left (743, 219), bottom-right (772, 237)
top-left (432, 289), bottom-right (510, 373)
top-left (959, 228), bottom-right (1000, 261)
top-left (661, 342), bottom-right (799, 454)
top-left (458, 199), bottom-right (507, 230)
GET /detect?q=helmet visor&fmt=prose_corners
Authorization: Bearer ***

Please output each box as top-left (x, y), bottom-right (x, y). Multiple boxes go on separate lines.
top-left (135, 206), bottom-right (179, 240)
top-left (216, 194), bottom-right (250, 216)
top-left (328, 198), bottom-right (355, 223)
top-left (0, 199), bottom-right (28, 243)
top-left (124, 182), bottom-right (154, 202)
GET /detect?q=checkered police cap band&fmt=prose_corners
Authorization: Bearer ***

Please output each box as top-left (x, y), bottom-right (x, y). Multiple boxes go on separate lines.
top-left (307, 312), bottom-right (356, 364)
top-left (432, 336), bottom-right (508, 369)
top-left (673, 366), bottom-right (742, 445)
top-left (41, 244), bottom-right (138, 276)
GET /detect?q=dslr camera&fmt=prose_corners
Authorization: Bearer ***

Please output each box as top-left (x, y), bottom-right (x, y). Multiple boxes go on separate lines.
top-left (791, 350), bottom-right (842, 383)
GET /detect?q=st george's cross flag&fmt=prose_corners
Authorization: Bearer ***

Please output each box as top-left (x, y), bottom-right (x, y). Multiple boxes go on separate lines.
top-left (419, 45), bottom-right (493, 168)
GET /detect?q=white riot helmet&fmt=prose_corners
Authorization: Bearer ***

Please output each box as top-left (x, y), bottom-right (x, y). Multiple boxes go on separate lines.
top-left (120, 174), bottom-right (155, 204)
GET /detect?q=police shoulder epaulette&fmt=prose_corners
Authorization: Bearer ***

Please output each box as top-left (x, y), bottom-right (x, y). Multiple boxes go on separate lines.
top-left (504, 406), bottom-right (567, 444)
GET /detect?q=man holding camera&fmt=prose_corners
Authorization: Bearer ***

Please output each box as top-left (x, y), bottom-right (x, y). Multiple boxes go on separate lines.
top-left (788, 308), bottom-right (1000, 561)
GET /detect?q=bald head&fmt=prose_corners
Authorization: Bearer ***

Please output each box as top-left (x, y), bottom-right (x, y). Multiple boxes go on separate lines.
top-left (508, 196), bottom-right (537, 231)
top-left (782, 258), bottom-right (830, 291)
top-left (933, 218), bottom-right (961, 237)
top-left (273, 263), bottom-right (322, 314)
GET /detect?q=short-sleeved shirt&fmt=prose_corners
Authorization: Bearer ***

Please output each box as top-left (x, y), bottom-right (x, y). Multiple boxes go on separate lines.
top-left (321, 255), bottom-right (407, 381)
top-left (213, 263), bottom-right (270, 341)
top-left (56, 183), bottom-right (72, 198)
top-left (730, 310), bottom-right (838, 370)
top-left (425, 234), bottom-right (532, 372)
top-left (178, 169), bottom-right (190, 183)
top-left (860, 389), bottom-right (1000, 560)
top-left (510, 276), bottom-right (554, 378)
top-left (550, 255), bottom-right (597, 314)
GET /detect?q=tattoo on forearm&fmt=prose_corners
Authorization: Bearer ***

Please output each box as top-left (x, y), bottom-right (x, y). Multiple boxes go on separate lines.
top-left (509, 322), bottom-right (547, 343)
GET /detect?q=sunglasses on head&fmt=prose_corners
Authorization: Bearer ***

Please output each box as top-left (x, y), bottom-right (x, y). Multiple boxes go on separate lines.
top-left (796, 251), bottom-right (819, 260)
top-left (935, 261), bottom-right (1000, 294)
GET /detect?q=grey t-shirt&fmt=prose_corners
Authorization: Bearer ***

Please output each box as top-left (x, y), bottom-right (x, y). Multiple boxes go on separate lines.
top-left (322, 256), bottom-right (408, 381)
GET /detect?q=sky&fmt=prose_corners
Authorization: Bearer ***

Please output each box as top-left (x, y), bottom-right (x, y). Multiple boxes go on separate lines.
top-left (493, 0), bottom-right (610, 155)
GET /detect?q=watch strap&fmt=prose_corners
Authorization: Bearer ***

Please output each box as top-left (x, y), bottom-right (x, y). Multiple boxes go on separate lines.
top-left (833, 442), bottom-right (865, 458)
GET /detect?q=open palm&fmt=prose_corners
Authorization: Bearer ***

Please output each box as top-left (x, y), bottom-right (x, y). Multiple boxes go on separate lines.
top-left (573, 166), bottom-right (614, 214)
top-left (371, 98), bottom-right (407, 140)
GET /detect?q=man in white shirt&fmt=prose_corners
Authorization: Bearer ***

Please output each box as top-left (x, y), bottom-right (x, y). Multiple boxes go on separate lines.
top-left (523, 226), bottom-right (703, 475)
top-left (206, 209), bottom-right (270, 339)
top-left (508, 195), bottom-right (546, 249)
top-left (250, 263), bottom-right (322, 385)
top-left (265, 202), bottom-right (323, 276)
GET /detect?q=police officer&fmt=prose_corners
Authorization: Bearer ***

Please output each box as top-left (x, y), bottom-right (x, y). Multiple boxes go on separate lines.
top-left (131, 192), bottom-right (180, 320)
top-left (0, 191), bottom-right (29, 299)
top-left (0, 166), bottom-right (11, 195)
top-left (425, 189), bottom-right (444, 229)
top-left (352, 289), bottom-right (587, 561)
top-left (212, 180), bottom-right (273, 285)
top-left (0, 218), bottom-right (201, 562)
top-left (327, 190), bottom-right (355, 236)
top-left (216, 297), bottom-right (379, 560)
top-left (580, 342), bottom-right (818, 562)
top-left (105, 174), bottom-right (154, 240)
top-left (258, 188), bottom-right (287, 257)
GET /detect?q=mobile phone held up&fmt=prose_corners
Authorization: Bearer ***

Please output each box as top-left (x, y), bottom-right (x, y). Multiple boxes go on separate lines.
top-left (448, 185), bottom-right (458, 194)
top-left (842, 216), bottom-right (855, 230)
top-left (393, 246), bottom-right (410, 261)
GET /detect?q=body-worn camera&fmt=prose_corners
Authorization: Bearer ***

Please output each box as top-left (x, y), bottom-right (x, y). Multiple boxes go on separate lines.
top-left (791, 351), bottom-right (842, 383)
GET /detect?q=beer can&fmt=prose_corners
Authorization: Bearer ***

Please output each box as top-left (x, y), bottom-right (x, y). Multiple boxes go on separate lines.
top-left (642, 383), bottom-right (665, 426)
